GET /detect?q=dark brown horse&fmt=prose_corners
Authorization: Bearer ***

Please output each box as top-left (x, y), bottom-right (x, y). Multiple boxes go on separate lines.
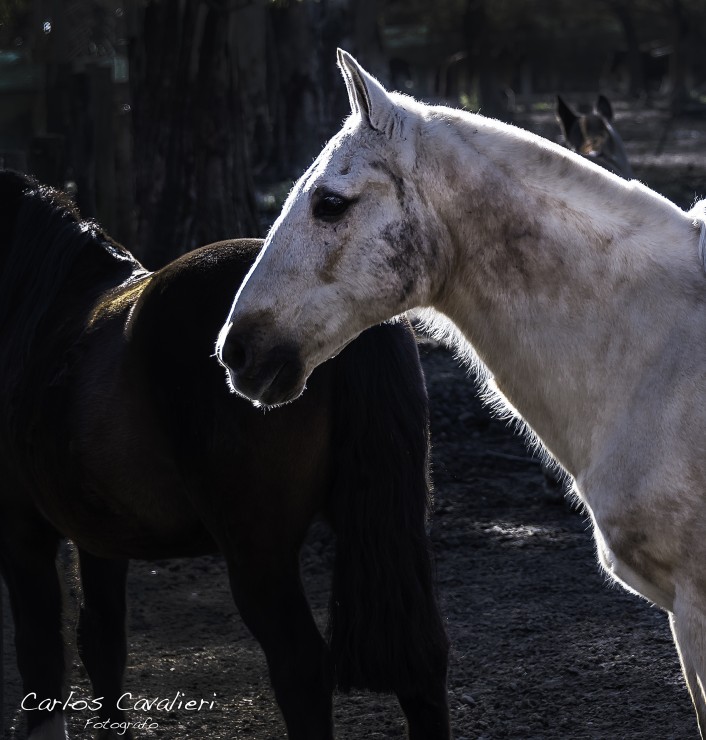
top-left (556, 94), bottom-right (633, 178)
top-left (0, 171), bottom-right (449, 740)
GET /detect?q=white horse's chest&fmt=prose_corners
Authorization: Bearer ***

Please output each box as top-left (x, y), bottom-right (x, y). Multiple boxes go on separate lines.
top-left (576, 439), bottom-right (706, 614)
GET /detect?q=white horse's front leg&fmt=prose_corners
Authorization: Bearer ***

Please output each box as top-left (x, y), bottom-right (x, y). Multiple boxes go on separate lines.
top-left (670, 595), bottom-right (706, 739)
top-left (590, 517), bottom-right (675, 611)
top-left (588, 486), bottom-right (706, 736)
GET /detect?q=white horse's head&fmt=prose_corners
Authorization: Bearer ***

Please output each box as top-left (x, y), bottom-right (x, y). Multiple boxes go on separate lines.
top-left (217, 50), bottom-right (451, 405)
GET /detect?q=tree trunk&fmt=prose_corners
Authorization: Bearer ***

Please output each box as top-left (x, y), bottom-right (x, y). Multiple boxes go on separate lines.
top-left (668, 0), bottom-right (689, 115)
top-left (265, 0), bottom-right (347, 178)
top-left (607, 0), bottom-right (645, 99)
top-left (129, 0), bottom-right (259, 268)
top-left (253, 0), bottom-right (383, 180)
top-left (464, 0), bottom-right (507, 120)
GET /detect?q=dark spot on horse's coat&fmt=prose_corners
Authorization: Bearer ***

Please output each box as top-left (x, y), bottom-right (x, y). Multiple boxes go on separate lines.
top-left (380, 219), bottom-right (425, 302)
top-left (500, 236), bottom-right (531, 283)
top-left (536, 149), bottom-right (552, 168)
top-left (615, 528), bottom-right (650, 558)
top-left (556, 157), bottom-right (571, 178)
top-left (370, 160), bottom-right (406, 207)
top-left (319, 240), bottom-right (344, 284)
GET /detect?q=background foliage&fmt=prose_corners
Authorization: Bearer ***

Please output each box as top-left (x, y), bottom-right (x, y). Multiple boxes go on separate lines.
top-left (0, 0), bottom-right (705, 266)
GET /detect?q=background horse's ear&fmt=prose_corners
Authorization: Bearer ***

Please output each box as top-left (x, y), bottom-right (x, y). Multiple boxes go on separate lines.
top-left (595, 94), bottom-right (613, 121)
top-left (337, 48), bottom-right (397, 135)
top-left (555, 94), bottom-right (578, 140)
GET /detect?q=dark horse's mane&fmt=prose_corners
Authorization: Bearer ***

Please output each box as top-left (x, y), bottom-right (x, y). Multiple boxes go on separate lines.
top-left (0, 170), bottom-right (142, 449)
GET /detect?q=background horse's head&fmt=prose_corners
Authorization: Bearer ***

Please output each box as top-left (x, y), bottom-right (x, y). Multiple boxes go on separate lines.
top-left (555, 94), bottom-right (633, 179)
top-left (217, 51), bottom-right (448, 406)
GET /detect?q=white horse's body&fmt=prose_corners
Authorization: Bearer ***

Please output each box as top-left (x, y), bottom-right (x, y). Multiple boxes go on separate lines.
top-left (218, 50), bottom-right (706, 735)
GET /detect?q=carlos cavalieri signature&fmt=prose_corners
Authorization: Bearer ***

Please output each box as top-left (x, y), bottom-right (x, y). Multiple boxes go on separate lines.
top-left (22, 691), bottom-right (217, 734)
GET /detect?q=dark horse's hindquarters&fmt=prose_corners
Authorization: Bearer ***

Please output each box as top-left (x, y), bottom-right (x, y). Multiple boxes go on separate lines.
top-left (0, 171), bottom-right (449, 740)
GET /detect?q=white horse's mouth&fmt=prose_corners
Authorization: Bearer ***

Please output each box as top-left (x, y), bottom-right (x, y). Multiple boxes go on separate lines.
top-left (219, 333), bottom-right (308, 407)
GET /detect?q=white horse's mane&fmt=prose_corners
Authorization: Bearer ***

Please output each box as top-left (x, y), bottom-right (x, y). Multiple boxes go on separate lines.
top-left (414, 306), bottom-right (561, 480)
top-left (690, 198), bottom-right (706, 271)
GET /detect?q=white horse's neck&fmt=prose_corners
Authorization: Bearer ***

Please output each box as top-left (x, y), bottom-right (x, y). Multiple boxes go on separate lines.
top-left (423, 108), bottom-right (702, 476)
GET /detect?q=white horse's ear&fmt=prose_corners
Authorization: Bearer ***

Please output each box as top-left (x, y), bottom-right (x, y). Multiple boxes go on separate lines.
top-left (337, 48), bottom-right (396, 135)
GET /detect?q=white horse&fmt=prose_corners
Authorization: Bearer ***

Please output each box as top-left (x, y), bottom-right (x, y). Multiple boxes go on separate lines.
top-left (217, 50), bottom-right (706, 736)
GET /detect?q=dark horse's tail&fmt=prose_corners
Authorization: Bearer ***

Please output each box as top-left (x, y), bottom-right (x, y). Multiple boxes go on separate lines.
top-left (328, 319), bottom-right (448, 698)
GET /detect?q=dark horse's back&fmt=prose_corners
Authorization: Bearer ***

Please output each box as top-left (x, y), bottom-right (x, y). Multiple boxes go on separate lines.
top-left (0, 171), bottom-right (449, 738)
top-left (71, 238), bottom-right (338, 559)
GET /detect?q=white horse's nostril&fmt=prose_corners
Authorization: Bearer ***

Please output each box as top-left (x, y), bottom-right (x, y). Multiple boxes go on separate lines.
top-left (220, 333), bottom-right (249, 374)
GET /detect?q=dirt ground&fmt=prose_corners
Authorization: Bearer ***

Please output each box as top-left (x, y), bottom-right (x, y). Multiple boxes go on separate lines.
top-left (3, 103), bottom-right (706, 739)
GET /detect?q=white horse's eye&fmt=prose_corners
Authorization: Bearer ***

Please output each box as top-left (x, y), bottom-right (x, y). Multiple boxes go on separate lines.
top-left (313, 193), bottom-right (352, 222)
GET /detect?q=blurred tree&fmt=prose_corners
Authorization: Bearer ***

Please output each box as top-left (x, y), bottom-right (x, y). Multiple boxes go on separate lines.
top-left (3, 0), bottom-right (706, 271)
top-left (128, 0), bottom-right (385, 265)
top-left (600, 0), bottom-right (706, 107)
top-left (0, 0), bottom-right (27, 31)
top-left (129, 0), bottom-right (260, 267)
top-left (241, 0), bottom-right (383, 179)
top-left (464, 0), bottom-right (508, 119)
top-left (258, 0), bottom-right (349, 178)
top-left (665, 0), bottom-right (689, 113)
top-left (604, 0), bottom-right (645, 98)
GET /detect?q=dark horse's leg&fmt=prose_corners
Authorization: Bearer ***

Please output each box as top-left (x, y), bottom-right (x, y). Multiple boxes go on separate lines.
top-left (223, 540), bottom-right (333, 740)
top-left (397, 688), bottom-right (451, 740)
top-left (76, 549), bottom-right (131, 740)
top-left (0, 509), bottom-right (67, 740)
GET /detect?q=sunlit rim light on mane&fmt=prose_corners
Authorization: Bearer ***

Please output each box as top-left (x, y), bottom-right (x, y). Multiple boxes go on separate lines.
top-left (691, 198), bottom-right (706, 271)
top-left (414, 307), bottom-right (558, 475)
